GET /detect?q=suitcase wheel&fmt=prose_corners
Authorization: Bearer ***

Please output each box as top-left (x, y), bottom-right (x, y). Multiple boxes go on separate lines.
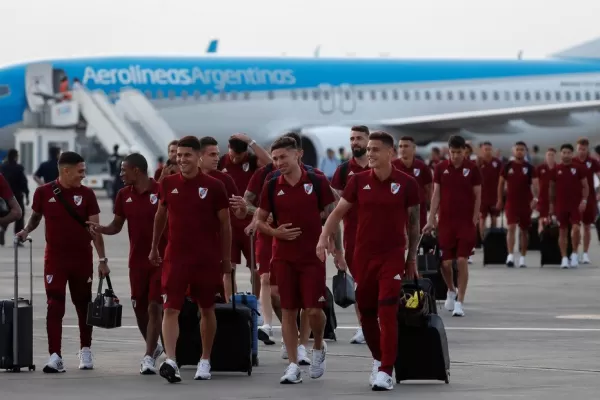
top-left (10, 366), bottom-right (20, 373)
top-left (445, 370), bottom-right (450, 384)
top-left (252, 354), bottom-right (259, 367)
top-left (29, 365), bottom-right (35, 372)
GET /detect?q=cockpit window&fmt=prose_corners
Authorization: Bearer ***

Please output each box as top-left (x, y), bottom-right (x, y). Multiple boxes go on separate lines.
top-left (0, 85), bottom-right (9, 97)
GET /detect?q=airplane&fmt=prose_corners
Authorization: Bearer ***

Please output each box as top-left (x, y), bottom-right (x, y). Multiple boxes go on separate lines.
top-left (2, 36), bottom-right (600, 172)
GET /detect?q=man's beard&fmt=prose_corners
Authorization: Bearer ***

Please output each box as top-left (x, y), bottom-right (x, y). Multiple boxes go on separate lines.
top-left (352, 147), bottom-right (366, 158)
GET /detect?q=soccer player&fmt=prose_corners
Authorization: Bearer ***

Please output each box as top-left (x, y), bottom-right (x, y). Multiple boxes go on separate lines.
top-left (255, 136), bottom-right (340, 384)
top-left (17, 151), bottom-right (108, 372)
top-left (330, 125), bottom-right (371, 345)
top-left (393, 136), bottom-right (432, 230)
top-left (198, 136), bottom-right (249, 297)
top-left (155, 140), bottom-right (179, 181)
top-left (536, 148), bottom-right (556, 232)
top-left (424, 135), bottom-right (481, 317)
top-left (573, 137), bottom-right (600, 264)
top-left (496, 141), bottom-right (538, 268)
top-left (149, 136), bottom-right (231, 383)
top-left (549, 143), bottom-right (588, 268)
top-left (477, 141), bottom-right (503, 235)
top-left (218, 134), bottom-right (271, 300)
top-left (318, 131), bottom-right (420, 391)
top-left (87, 153), bottom-right (166, 374)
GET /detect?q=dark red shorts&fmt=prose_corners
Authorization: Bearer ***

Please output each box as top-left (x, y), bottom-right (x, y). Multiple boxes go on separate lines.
top-left (555, 206), bottom-right (581, 227)
top-left (256, 232), bottom-right (273, 276)
top-left (129, 266), bottom-right (162, 310)
top-left (438, 222), bottom-right (476, 262)
top-left (582, 200), bottom-right (597, 225)
top-left (505, 202), bottom-right (532, 230)
top-left (231, 225), bottom-right (252, 265)
top-left (162, 260), bottom-right (222, 311)
top-left (272, 259), bottom-right (326, 310)
top-left (537, 202), bottom-right (549, 219)
top-left (480, 203), bottom-right (500, 218)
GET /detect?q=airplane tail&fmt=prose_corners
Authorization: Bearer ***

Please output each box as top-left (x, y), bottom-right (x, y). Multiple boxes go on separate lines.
top-left (551, 36), bottom-right (600, 60)
top-left (206, 39), bottom-right (219, 54)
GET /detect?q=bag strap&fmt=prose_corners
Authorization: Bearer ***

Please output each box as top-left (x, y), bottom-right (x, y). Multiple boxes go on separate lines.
top-left (339, 160), bottom-right (350, 188)
top-left (307, 171), bottom-right (323, 211)
top-left (267, 176), bottom-right (278, 226)
top-left (95, 275), bottom-right (114, 295)
top-left (50, 181), bottom-right (88, 229)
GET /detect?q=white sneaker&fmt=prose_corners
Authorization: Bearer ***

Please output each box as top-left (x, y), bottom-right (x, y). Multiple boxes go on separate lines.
top-left (152, 343), bottom-right (164, 361)
top-left (297, 344), bottom-right (311, 365)
top-left (369, 360), bottom-right (381, 386)
top-left (78, 347), bottom-right (94, 370)
top-left (281, 342), bottom-right (288, 360)
top-left (519, 255), bottom-right (527, 268)
top-left (444, 290), bottom-right (456, 312)
top-left (280, 363), bottom-right (302, 384)
top-left (309, 342), bottom-right (327, 379)
top-left (581, 253), bottom-right (591, 264)
top-left (43, 353), bottom-right (65, 373)
top-left (258, 324), bottom-right (273, 342)
top-left (372, 371), bottom-right (394, 391)
top-left (140, 355), bottom-right (157, 375)
top-left (468, 256), bottom-right (473, 264)
top-left (256, 299), bottom-right (264, 326)
top-left (159, 358), bottom-right (182, 383)
top-left (506, 253), bottom-right (514, 267)
top-left (452, 301), bottom-right (465, 317)
top-left (561, 256), bottom-right (569, 269)
top-left (194, 359), bottom-right (211, 380)
top-left (350, 328), bottom-right (366, 344)
top-left (570, 253), bottom-right (579, 268)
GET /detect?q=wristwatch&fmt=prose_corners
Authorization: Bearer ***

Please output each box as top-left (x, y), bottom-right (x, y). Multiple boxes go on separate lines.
top-left (99, 257), bottom-right (108, 264)
top-left (248, 139), bottom-right (256, 147)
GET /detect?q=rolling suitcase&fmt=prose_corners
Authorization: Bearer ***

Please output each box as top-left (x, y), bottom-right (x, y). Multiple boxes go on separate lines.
top-left (483, 212), bottom-right (508, 266)
top-left (175, 277), bottom-right (254, 375)
top-left (0, 237), bottom-right (35, 372)
top-left (527, 217), bottom-right (541, 251)
top-left (540, 222), bottom-right (573, 267)
top-left (394, 313), bottom-right (450, 384)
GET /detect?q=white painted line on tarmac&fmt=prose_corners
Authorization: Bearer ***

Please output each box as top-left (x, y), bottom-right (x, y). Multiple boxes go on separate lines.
top-left (62, 325), bottom-right (600, 332)
top-left (555, 314), bottom-right (600, 320)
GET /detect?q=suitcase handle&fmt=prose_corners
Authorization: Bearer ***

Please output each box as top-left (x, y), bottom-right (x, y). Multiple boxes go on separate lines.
top-left (12, 235), bottom-right (33, 368)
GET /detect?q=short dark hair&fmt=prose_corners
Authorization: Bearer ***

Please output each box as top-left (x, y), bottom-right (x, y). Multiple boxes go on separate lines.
top-left (199, 136), bottom-right (219, 152)
top-left (547, 147), bottom-right (556, 153)
top-left (465, 143), bottom-right (473, 152)
top-left (178, 136), bottom-right (201, 151)
top-left (229, 137), bottom-right (248, 153)
top-left (351, 125), bottom-right (370, 135)
top-left (577, 137), bottom-right (590, 146)
top-left (7, 149), bottom-right (18, 163)
top-left (560, 143), bottom-right (574, 152)
top-left (58, 151), bottom-right (84, 166)
top-left (283, 132), bottom-right (302, 148)
top-left (480, 141), bottom-right (492, 147)
top-left (49, 146), bottom-right (61, 159)
top-left (533, 144), bottom-right (539, 152)
top-left (271, 137), bottom-right (298, 152)
top-left (124, 153), bottom-right (148, 174)
top-left (399, 136), bottom-right (414, 143)
top-left (168, 140), bottom-right (179, 148)
top-left (515, 141), bottom-right (528, 149)
top-left (368, 131), bottom-right (394, 148)
top-left (431, 147), bottom-right (440, 154)
top-left (447, 135), bottom-right (466, 149)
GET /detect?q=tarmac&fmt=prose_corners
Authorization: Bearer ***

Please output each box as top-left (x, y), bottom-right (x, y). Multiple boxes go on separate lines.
top-left (2, 195), bottom-right (600, 399)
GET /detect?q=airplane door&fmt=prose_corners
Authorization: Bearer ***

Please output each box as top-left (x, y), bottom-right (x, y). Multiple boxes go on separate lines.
top-left (339, 84), bottom-right (356, 114)
top-left (318, 84), bottom-right (335, 114)
top-left (25, 63), bottom-right (55, 112)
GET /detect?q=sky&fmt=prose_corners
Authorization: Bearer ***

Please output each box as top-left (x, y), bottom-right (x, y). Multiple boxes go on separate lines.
top-left (0, 0), bottom-right (599, 65)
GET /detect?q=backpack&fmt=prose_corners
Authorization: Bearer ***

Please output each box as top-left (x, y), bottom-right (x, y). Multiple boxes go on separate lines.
top-left (338, 160), bottom-right (350, 189)
top-left (267, 170), bottom-right (323, 226)
top-left (503, 161), bottom-right (533, 184)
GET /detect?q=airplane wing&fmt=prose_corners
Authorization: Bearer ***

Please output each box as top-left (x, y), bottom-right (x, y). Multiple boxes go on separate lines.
top-left (371, 100), bottom-right (600, 131)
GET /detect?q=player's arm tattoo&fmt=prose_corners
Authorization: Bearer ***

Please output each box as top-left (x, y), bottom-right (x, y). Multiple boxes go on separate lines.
top-left (324, 202), bottom-right (342, 251)
top-left (24, 211), bottom-right (43, 233)
top-left (243, 190), bottom-right (257, 215)
top-left (406, 204), bottom-right (420, 261)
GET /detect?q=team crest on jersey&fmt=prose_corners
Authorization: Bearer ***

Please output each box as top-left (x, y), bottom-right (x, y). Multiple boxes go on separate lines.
top-left (413, 168), bottom-right (420, 177)
top-left (522, 167), bottom-right (528, 174)
top-left (131, 299), bottom-right (136, 309)
top-left (571, 168), bottom-right (577, 175)
top-left (304, 183), bottom-right (313, 195)
top-left (587, 161), bottom-right (592, 168)
top-left (492, 161), bottom-right (498, 168)
top-left (242, 162), bottom-right (250, 172)
top-left (391, 182), bottom-right (400, 194)
top-left (73, 195), bottom-right (82, 206)
top-left (150, 193), bottom-right (158, 204)
top-left (46, 275), bottom-right (53, 284)
top-left (462, 168), bottom-right (470, 177)
top-left (199, 187), bottom-right (208, 199)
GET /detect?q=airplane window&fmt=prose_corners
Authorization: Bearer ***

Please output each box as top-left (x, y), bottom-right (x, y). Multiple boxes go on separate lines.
top-left (109, 90), bottom-right (117, 99)
top-left (493, 91), bottom-right (499, 101)
top-left (370, 90), bottom-right (376, 100)
top-left (596, 92), bottom-right (600, 100)
top-left (243, 91), bottom-right (250, 100)
top-left (481, 91), bottom-right (487, 101)
top-left (169, 90), bottom-right (177, 100)
top-left (381, 90), bottom-right (388, 100)
top-left (555, 91), bottom-right (561, 101)
top-left (535, 91), bottom-right (541, 101)
top-left (447, 91), bottom-right (453, 101)
top-left (524, 91), bottom-right (530, 101)
top-left (565, 92), bottom-right (572, 101)
top-left (404, 91), bottom-right (410, 101)
top-left (144, 90), bottom-right (152, 99)
top-left (206, 91), bottom-right (213, 100)
top-left (470, 91), bottom-right (476, 101)
top-left (575, 92), bottom-right (581, 101)
top-left (193, 90), bottom-right (200, 99)
top-left (545, 91), bottom-right (551, 101)
top-left (414, 91), bottom-right (420, 101)
top-left (357, 90), bottom-right (364, 101)
top-left (458, 91), bottom-right (465, 101)
top-left (585, 91), bottom-right (591, 101)
top-left (313, 90), bottom-right (320, 100)
top-left (231, 91), bottom-right (238, 100)
top-left (504, 91), bottom-right (511, 101)
top-left (514, 91), bottom-right (520, 101)
top-left (323, 91), bottom-right (330, 101)
top-left (219, 92), bottom-right (227, 100)
top-left (424, 91), bottom-right (430, 101)
top-left (344, 90), bottom-right (351, 101)
top-left (157, 90), bottom-right (164, 99)
top-left (181, 90), bottom-right (188, 100)
top-left (0, 85), bottom-right (9, 97)
top-left (392, 90), bottom-right (399, 100)
top-left (291, 91), bottom-right (297, 100)
top-left (268, 91), bottom-right (275, 100)
top-left (436, 91), bottom-right (442, 101)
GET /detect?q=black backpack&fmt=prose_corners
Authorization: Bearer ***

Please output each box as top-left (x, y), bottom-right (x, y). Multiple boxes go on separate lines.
top-left (338, 160), bottom-right (350, 189)
top-left (267, 170), bottom-right (323, 226)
